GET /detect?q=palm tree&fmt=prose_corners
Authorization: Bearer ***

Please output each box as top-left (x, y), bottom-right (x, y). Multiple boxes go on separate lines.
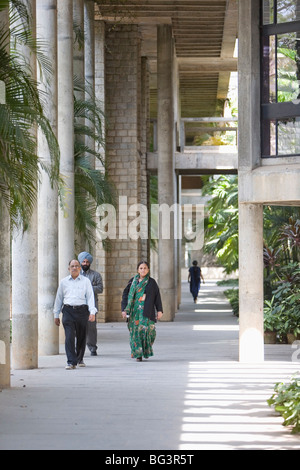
top-left (0, 0), bottom-right (60, 386)
top-left (203, 175), bottom-right (239, 274)
top-left (73, 77), bottom-right (117, 250)
top-left (0, 0), bottom-right (60, 230)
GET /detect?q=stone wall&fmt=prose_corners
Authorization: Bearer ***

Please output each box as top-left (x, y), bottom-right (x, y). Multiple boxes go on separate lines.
top-left (100, 23), bottom-right (149, 321)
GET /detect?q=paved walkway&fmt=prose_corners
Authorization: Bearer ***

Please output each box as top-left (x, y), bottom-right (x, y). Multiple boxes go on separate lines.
top-left (0, 280), bottom-right (299, 450)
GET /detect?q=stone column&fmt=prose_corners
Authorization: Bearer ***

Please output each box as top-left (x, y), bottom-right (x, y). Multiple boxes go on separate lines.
top-left (238, 0), bottom-right (264, 362)
top-left (37, 0), bottom-right (59, 356)
top-left (57, 0), bottom-right (74, 279)
top-left (104, 24), bottom-right (142, 320)
top-left (140, 57), bottom-right (150, 262)
top-left (12, 0), bottom-right (38, 370)
top-left (157, 24), bottom-right (176, 321)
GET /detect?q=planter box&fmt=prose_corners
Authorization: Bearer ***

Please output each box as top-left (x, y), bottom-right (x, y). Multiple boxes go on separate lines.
top-left (264, 331), bottom-right (277, 344)
top-left (287, 333), bottom-right (300, 344)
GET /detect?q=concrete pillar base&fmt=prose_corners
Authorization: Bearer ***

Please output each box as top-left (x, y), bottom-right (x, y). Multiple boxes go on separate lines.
top-left (239, 328), bottom-right (264, 364)
top-left (12, 314), bottom-right (38, 370)
top-left (0, 319), bottom-right (10, 388)
top-left (238, 203), bottom-right (264, 363)
top-left (159, 288), bottom-right (176, 322)
top-left (39, 311), bottom-right (59, 356)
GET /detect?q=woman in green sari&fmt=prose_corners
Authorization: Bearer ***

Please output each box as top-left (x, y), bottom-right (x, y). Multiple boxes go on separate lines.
top-left (121, 261), bottom-right (163, 361)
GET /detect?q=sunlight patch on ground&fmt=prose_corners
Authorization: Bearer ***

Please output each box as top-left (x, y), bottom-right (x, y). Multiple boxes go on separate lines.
top-left (193, 324), bottom-right (239, 331)
top-left (179, 361), bottom-right (300, 450)
top-left (194, 309), bottom-right (233, 313)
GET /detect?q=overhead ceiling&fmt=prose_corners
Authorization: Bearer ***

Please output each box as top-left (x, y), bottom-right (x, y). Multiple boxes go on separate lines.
top-left (95, 0), bottom-right (238, 121)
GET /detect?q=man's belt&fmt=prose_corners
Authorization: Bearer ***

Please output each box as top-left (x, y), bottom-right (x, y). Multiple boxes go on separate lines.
top-left (63, 304), bottom-right (87, 309)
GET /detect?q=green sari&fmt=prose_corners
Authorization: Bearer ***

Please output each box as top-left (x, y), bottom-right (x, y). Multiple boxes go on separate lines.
top-left (125, 273), bottom-right (156, 359)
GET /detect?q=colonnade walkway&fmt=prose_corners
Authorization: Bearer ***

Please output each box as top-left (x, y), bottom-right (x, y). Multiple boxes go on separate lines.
top-left (0, 280), bottom-right (299, 450)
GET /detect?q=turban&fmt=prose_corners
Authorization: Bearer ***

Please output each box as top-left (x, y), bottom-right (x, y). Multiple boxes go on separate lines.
top-left (78, 251), bottom-right (93, 265)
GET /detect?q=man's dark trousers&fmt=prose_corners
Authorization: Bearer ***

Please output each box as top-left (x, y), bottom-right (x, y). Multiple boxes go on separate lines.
top-left (62, 304), bottom-right (89, 365)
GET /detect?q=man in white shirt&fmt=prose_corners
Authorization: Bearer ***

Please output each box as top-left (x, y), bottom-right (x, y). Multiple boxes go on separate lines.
top-left (53, 260), bottom-right (97, 369)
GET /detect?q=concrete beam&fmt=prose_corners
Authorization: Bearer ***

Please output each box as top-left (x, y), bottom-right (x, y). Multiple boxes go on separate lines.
top-left (147, 148), bottom-right (238, 174)
top-left (178, 57), bottom-right (237, 72)
top-left (240, 163), bottom-right (300, 205)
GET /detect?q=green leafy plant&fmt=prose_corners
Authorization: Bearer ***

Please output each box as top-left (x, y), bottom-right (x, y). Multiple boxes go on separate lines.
top-left (272, 278), bottom-right (300, 337)
top-left (264, 213), bottom-right (300, 297)
top-left (224, 287), bottom-right (239, 316)
top-left (263, 297), bottom-right (283, 332)
top-left (203, 175), bottom-right (239, 274)
top-left (268, 374), bottom-right (300, 434)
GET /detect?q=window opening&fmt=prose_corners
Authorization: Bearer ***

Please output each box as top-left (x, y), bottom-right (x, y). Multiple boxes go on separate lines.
top-left (261, 0), bottom-right (300, 157)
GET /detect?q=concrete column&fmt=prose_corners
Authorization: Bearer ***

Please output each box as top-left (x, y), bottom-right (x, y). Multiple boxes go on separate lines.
top-left (37, 0), bottom-right (59, 355)
top-left (84, 1), bottom-right (95, 92)
top-left (57, 0), bottom-right (74, 279)
top-left (84, 0), bottom-right (95, 167)
top-left (83, 0), bottom-right (97, 254)
top-left (94, 20), bottom-right (106, 321)
top-left (73, 0), bottom-right (86, 251)
top-left (157, 24), bottom-right (176, 321)
top-left (238, 0), bottom-right (264, 362)
top-left (12, 0), bottom-right (38, 370)
top-left (238, 0), bottom-right (261, 170)
top-left (73, 0), bottom-right (85, 119)
top-left (239, 203), bottom-right (264, 363)
top-left (0, 198), bottom-right (10, 384)
top-left (12, 221), bottom-right (38, 369)
top-left (0, 7), bottom-right (10, 388)
top-left (73, 0), bottom-right (85, 82)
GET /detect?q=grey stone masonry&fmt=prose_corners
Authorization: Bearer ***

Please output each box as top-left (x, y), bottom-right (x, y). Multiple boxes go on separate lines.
top-left (104, 24), bottom-right (148, 321)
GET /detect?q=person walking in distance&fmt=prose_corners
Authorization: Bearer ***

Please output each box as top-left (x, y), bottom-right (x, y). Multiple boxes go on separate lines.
top-left (188, 260), bottom-right (205, 303)
top-left (53, 260), bottom-right (97, 369)
top-left (78, 251), bottom-right (103, 356)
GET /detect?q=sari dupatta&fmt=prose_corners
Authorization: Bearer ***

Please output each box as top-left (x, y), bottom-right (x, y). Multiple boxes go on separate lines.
top-left (125, 273), bottom-right (149, 318)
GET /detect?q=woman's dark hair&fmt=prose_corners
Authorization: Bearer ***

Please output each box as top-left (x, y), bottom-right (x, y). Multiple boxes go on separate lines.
top-left (192, 260), bottom-right (198, 266)
top-left (137, 260), bottom-right (150, 270)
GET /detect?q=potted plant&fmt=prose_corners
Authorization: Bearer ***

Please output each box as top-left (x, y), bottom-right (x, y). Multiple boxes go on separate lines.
top-left (263, 297), bottom-right (281, 344)
top-left (272, 281), bottom-right (300, 344)
top-left (281, 311), bottom-right (300, 344)
top-left (268, 374), bottom-right (300, 434)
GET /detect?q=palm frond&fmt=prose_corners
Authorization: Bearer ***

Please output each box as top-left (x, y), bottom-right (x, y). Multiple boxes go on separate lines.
top-left (73, 75), bottom-right (116, 247)
top-left (0, 0), bottom-right (60, 229)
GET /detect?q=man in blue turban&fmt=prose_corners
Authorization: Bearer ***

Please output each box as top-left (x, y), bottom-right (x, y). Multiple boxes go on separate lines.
top-left (78, 251), bottom-right (93, 265)
top-left (78, 252), bottom-right (103, 356)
